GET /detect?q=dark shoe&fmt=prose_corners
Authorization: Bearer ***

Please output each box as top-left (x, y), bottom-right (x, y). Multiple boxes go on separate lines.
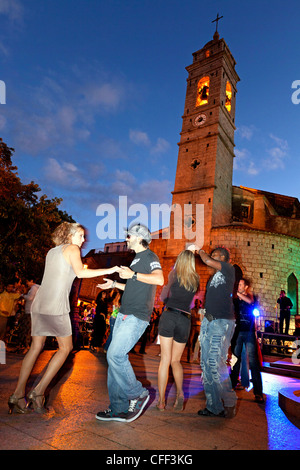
top-left (125, 390), bottom-right (150, 422)
top-left (197, 407), bottom-right (225, 417)
top-left (235, 383), bottom-right (245, 390)
top-left (8, 394), bottom-right (29, 414)
top-left (224, 405), bottom-right (236, 418)
top-left (95, 408), bottom-right (128, 422)
top-left (254, 394), bottom-right (264, 403)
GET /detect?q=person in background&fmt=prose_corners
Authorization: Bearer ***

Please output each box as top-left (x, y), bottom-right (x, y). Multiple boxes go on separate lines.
top-left (23, 280), bottom-right (39, 342)
top-left (0, 284), bottom-right (21, 341)
top-left (157, 249), bottom-right (199, 411)
top-left (230, 278), bottom-right (264, 403)
top-left (187, 298), bottom-right (201, 363)
top-left (14, 280), bottom-right (40, 353)
top-left (277, 290), bottom-right (293, 335)
top-left (103, 290), bottom-right (121, 352)
top-left (91, 291), bottom-right (108, 351)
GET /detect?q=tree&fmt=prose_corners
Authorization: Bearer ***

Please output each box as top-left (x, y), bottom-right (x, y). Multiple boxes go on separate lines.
top-left (0, 138), bottom-right (75, 285)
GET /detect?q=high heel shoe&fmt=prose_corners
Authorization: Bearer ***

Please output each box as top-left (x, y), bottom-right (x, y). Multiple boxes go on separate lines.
top-left (156, 401), bottom-right (166, 411)
top-left (27, 390), bottom-right (46, 414)
top-left (8, 394), bottom-right (29, 414)
top-left (173, 395), bottom-right (184, 411)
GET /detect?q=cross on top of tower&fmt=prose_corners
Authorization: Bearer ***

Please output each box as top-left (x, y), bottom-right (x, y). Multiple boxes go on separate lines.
top-left (212, 13), bottom-right (223, 32)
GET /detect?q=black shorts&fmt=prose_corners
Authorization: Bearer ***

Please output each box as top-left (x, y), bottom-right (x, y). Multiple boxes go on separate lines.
top-left (158, 308), bottom-right (191, 344)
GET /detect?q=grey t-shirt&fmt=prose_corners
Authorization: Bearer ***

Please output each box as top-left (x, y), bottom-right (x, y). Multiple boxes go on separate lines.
top-left (205, 261), bottom-right (235, 320)
top-left (120, 249), bottom-right (162, 322)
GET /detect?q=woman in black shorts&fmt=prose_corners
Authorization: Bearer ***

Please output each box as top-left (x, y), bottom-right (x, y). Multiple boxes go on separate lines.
top-left (157, 250), bottom-right (199, 411)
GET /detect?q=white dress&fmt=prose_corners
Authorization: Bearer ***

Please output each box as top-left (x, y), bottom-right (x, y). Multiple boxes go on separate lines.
top-left (31, 245), bottom-right (76, 337)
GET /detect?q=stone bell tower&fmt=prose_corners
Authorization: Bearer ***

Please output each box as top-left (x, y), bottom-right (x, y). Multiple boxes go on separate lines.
top-left (166, 24), bottom-right (240, 257)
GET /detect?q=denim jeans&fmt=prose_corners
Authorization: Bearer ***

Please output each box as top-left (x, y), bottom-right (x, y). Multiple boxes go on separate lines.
top-left (231, 330), bottom-right (263, 396)
top-left (106, 312), bottom-right (148, 413)
top-left (200, 317), bottom-right (237, 415)
top-left (103, 315), bottom-right (116, 351)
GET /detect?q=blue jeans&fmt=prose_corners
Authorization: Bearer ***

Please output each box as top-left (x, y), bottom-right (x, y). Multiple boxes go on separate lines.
top-left (231, 330), bottom-right (263, 396)
top-left (103, 315), bottom-right (116, 351)
top-left (106, 312), bottom-right (148, 413)
top-left (200, 317), bottom-right (237, 415)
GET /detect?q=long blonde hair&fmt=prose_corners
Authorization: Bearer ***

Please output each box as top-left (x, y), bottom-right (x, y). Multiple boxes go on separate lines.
top-left (174, 250), bottom-right (199, 292)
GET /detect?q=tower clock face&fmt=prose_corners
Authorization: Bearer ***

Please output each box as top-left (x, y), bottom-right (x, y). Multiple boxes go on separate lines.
top-left (194, 113), bottom-right (207, 127)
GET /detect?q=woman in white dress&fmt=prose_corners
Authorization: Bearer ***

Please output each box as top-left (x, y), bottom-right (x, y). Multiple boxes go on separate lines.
top-left (8, 222), bottom-right (119, 414)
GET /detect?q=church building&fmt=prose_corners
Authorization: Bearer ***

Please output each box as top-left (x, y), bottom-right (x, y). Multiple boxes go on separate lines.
top-left (82, 27), bottom-right (300, 333)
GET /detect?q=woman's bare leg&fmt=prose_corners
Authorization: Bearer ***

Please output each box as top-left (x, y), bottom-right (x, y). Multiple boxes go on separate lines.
top-left (170, 340), bottom-right (186, 400)
top-left (33, 335), bottom-right (73, 403)
top-left (157, 336), bottom-right (173, 407)
top-left (13, 336), bottom-right (46, 407)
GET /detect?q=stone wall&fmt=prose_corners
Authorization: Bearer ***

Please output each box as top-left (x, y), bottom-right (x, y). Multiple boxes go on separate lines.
top-left (210, 226), bottom-right (300, 333)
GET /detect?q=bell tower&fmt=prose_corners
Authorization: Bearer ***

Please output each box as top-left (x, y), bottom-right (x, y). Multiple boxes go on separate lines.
top-left (166, 24), bottom-right (240, 256)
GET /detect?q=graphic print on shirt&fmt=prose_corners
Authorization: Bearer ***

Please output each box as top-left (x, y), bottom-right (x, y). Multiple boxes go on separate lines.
top-left (210, 271), bottom-right (226, 289)
top-left (150, 261), bottom-right (162, 271)
top-left (130, 258), bottom-right (140, 267)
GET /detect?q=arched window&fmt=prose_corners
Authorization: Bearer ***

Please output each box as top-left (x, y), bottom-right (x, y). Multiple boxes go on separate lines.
top-left (225, 81), bottom-right (232, 113)
top-left (287, 273), bottom-right (298, 316)
top-left (196, 76), bottom-right (209, 107)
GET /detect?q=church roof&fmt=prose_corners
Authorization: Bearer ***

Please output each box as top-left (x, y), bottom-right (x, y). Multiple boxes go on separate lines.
top-left (235, 186), bottom-right (300, 218)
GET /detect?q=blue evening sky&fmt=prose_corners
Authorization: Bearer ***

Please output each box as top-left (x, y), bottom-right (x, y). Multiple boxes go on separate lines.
top-left (1, 0), bottom-right (299, 254)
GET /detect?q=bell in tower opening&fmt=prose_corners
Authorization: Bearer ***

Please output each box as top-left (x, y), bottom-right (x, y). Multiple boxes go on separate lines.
top-left (196, 76), bottom-right (210, 106)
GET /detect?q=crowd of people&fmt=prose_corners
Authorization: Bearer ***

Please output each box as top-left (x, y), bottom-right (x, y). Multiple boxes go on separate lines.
top-left (0, 279), bottom-right (40, 353)
top-left (4, 220), bottom-right (290, 422)
top-left (76, 293), bottom-right (162, 354)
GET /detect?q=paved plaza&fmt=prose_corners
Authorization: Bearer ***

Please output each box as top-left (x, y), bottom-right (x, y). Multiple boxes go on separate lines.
top-left (1, 343), bottom-right (300, 451)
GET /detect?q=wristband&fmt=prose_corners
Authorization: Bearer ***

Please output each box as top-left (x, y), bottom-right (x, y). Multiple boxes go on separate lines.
top-left (112, 280), bottom-right (117, 288)
top-left (132, 272), bottom-right (137, 281)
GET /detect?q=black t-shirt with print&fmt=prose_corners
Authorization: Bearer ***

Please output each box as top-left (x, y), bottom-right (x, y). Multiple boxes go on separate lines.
top-left (204, 261), bottom-right (235, 320)
top-left (120, 249), bottom-right (162, 322)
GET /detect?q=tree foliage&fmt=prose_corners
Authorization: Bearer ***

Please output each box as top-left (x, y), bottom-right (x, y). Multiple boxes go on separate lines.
top-left (0, 138), bottom-right (75, 285)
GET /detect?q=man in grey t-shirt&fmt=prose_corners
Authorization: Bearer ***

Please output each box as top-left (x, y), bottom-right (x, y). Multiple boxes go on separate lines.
top-left (96, 224), bottom-right (163, 423)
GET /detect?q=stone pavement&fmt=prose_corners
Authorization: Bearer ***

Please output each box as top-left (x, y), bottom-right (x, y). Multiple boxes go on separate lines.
top-left (1, 343), bottom-right (300, 452)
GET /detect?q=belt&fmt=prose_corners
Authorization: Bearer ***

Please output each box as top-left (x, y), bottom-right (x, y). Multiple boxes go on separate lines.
top-left (166, 307), bottom-right (191, 319)
top-left (204, 312), bottom-right (217, 322)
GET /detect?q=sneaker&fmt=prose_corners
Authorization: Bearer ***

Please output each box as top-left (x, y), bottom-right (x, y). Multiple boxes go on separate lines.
top-left (95, 408), bottom-right (128, 422)
top-left (125, 391), bottom-right (150, 423)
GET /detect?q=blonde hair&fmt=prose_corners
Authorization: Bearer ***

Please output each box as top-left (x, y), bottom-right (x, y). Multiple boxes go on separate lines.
top-left (174, 250), bottom-right (199, 292)
top-left (52, 222), bottom-right (85, 246)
